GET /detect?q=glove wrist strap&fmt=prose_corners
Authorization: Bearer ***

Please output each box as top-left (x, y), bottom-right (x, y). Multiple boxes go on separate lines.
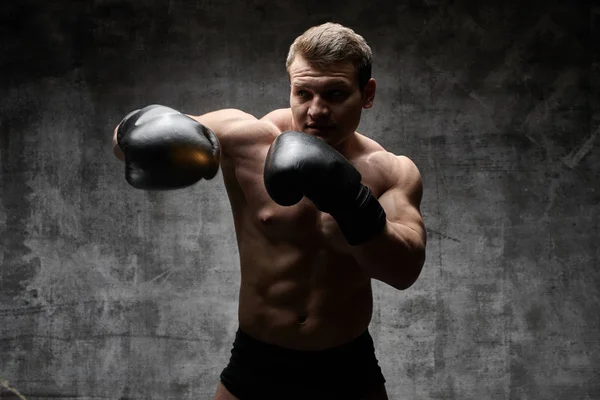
top-left (331, 185), bottom-right (387, 246)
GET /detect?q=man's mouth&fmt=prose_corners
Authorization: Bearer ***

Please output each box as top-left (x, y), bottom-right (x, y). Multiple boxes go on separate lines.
top-left (306, 124), bottom-right (335, 131)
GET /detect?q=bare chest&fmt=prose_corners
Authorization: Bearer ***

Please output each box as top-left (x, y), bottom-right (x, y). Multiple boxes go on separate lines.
top-left (221, 143), bottom-right (387, 245)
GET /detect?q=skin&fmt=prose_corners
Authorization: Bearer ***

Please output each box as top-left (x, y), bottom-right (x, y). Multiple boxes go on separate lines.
top-left (113, 55), bottom-right (426, 400)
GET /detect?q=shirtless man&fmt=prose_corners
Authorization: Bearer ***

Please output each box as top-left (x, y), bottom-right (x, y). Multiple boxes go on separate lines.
top-left (113, 23), bottom-right (426, 400)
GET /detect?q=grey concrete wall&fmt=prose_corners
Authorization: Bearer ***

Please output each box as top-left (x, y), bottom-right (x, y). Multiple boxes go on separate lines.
top-left (1, 1), bottom-right (597, 399)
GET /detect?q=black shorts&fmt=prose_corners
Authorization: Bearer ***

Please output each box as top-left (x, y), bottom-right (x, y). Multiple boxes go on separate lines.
top-left (220, 328), bottom-right (386, 400)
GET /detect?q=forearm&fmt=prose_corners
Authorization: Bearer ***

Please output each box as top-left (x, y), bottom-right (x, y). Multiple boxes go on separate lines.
top-left (350, 221), bottom-right (426, 290)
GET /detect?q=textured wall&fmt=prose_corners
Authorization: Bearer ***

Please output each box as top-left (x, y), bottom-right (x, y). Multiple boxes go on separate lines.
top-left (1, 1), bottom-right (598, 399)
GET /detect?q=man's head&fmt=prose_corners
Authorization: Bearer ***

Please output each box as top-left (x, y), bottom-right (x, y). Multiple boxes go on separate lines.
top-left (286, 22), bottom-right (373, 91)
top-left (286, 23), bottom-right (376, 147)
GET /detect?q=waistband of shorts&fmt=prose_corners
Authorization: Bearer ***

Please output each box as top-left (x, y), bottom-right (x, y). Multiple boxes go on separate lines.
top-left (233, 327), bottom-right (374, 357)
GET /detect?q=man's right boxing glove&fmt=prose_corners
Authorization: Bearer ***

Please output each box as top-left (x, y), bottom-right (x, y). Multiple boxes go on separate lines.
top-left (116, 105), bottom-right (220, 190)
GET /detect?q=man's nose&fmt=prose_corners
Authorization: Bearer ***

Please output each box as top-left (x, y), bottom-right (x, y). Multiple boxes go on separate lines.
top-left (308, 96), bottom-right (330, 119)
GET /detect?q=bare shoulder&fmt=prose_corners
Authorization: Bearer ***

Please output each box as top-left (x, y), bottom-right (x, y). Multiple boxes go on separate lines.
top-left (356, 135), bottom-right (422, 198)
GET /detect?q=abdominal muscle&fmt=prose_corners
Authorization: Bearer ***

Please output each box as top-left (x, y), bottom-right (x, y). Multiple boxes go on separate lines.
top-left (217, 117), bottom-right (379, 352)
top-left (234, 201), bottom-right (374, 351)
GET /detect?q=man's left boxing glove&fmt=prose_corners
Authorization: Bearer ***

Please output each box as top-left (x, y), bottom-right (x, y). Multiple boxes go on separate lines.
top-left (116, 105), bottom-right (220, 190)
top-left (264, 130), bottom-right (386, 245)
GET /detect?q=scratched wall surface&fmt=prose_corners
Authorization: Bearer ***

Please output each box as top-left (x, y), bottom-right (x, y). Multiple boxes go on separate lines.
top-left (0, 1), bottom-right (597, 399)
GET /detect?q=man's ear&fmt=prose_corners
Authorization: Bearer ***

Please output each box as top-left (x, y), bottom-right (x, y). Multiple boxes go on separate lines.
top-left (362, 78), bottom-right (376, 109)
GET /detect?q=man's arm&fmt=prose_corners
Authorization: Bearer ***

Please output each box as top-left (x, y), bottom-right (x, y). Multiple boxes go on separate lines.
top-left (262, 131), bottom-right (426, 289)
top-left (112, 105), bottom-right (281, 190)
top-left (112, 107), bottom-right (257, 163)
top-left (350, 154), bottom-right (426, 290)
top-left (111, 105), bottom-right (224, 190)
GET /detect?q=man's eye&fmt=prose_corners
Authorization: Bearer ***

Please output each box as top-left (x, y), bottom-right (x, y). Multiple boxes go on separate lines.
top-left (327, 90), bottom-right (347, 99)
top-left (296, 90), bottom-right (307, 97)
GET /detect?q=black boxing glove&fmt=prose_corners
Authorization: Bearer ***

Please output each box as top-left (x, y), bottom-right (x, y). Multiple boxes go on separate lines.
top-left (116, 105), bottom-right (220, 190)
top-left (263, 130), bottom-right (387, 245)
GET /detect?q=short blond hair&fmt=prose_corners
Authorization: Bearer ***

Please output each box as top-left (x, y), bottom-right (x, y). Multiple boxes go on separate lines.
top-left (286, 22), bottom-right (373, 90)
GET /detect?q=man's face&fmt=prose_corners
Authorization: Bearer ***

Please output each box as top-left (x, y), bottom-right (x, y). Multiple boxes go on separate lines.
top-left (288, 56), bottom-right (375, 147)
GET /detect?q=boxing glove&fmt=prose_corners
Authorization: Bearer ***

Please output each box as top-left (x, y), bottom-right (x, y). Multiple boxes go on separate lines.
top-left (116, 105), bottom-right (220, 190)
top-left (264, 130), bottom-right (386, 245)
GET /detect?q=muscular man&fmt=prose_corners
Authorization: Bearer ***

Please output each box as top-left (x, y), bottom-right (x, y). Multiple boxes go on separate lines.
top-left (113, 23), bottom-right (426, 400)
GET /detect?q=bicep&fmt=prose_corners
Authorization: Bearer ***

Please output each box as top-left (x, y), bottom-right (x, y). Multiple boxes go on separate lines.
top-left (377, 156), bottom-right (426, 244)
